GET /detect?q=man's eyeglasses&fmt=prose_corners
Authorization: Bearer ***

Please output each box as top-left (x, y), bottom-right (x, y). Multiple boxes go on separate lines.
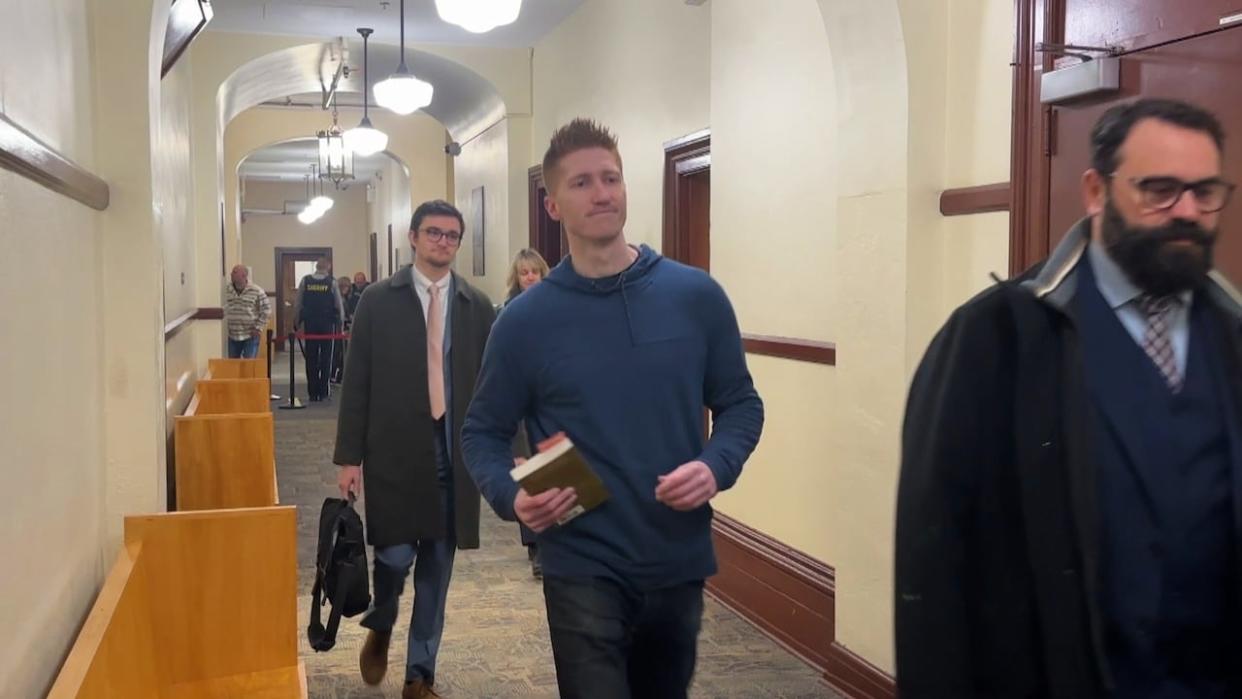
top-left (420, 227), bottom-right (463, 246)
top-left (1111, 174), bottom-right (1237, 214)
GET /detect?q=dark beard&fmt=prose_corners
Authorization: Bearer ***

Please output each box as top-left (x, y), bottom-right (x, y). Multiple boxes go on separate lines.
top-left (1100, 198), bottom-right (1216, 297)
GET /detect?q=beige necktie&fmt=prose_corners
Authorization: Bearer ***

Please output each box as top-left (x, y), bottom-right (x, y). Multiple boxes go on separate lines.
top-left (427, 282), bottom-right (446, 419)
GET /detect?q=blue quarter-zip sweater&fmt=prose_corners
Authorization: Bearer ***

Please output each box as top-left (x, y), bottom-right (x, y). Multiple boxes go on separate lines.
top-left (462, 244), bottom-right (764, 590)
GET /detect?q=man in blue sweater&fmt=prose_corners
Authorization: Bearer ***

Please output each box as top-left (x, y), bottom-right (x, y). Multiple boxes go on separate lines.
top-left (462, 118), bottom-right (764, 698)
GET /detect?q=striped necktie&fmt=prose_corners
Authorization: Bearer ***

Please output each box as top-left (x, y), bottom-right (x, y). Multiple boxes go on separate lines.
top-left (1138, 295), bottom-right (1182, 392)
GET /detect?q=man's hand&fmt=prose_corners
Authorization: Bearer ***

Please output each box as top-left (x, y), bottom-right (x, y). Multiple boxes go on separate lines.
top-left (338, 465), bottom-right (361, 500)
top-left (655, 460), bottom-right (718, 511)
top-left (515, 487), bottom-right (578, 533)
top-left (250, 328), bottom-right (262, 338)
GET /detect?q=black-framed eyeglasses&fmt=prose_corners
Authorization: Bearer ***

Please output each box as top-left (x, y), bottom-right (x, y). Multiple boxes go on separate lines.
top-left (420, 227), bottom-right (463, 246)
top-left (1109, 173), bottom-right (1237, 213)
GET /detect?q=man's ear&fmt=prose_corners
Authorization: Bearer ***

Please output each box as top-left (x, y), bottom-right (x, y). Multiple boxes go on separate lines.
top-left (544, 190), bottom-right (562, 222)
top-left (1083, 168), bottom-right (1108, 217)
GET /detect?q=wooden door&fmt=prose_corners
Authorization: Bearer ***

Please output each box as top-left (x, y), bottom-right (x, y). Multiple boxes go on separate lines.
top-left (1012, 0), bottom-right (1242, 277)
top-left (1045, 29), bottom-right (1242, 283)
top-left (273, 247), bottom-right (330, 349)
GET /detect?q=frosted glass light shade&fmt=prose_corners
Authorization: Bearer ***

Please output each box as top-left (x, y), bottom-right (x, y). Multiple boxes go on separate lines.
top-left (374, 72), bottom-right (434, 115)
top-left (435, 0), bottom-right (521, 33)
top-left (344, 116), bottom-right (389, 156)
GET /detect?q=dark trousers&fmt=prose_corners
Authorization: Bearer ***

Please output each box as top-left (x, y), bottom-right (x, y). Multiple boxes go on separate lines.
top-left (304, 336), bottom-right (334, 399)
top-left (359, 420), bottom-right (456, 684)
top-left (331, 338), bottom-right (346, 382)
top-left (542, 576), bottom-right (704, 699)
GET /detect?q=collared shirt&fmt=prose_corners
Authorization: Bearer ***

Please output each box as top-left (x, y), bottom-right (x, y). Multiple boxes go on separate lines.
top-left (224, 281), bottom-right (271, 341)
top-left (1088, 241), bottom-right (1192, 376)
top-left (412, 265), bottom-right (451, 330)
top-left (412, 265), bottom-right (455, 456)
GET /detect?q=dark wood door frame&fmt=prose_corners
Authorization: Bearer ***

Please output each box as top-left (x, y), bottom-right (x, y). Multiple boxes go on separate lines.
top-left (274, 246), bottom-right (331, 345)
top-left (369, 232), bottom-right (378, 282)
top-left (528, 165), bottom-right (567, 263)
top-left (662, 129), bottom-right (712, 266)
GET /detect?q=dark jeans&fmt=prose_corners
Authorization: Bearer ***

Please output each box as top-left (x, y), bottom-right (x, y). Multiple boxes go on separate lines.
top-left (304, 338), bottom-right (333, 399)
top-left (543, 576), bottom-right (705, 699)
top-left (359, 419), bottom-right (456, 684)
top-left (227, 336), bottom-right (259, 358)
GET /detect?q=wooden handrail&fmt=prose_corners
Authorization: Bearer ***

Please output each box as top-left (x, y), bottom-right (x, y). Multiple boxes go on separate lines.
top-left (0, 111), bottom-right (109, 211)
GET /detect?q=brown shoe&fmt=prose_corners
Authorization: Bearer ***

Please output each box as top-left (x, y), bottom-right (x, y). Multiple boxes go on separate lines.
top-left (402, 678), bottom-right (443, 698)
top-left (358, 629), bottom-right (391, 685)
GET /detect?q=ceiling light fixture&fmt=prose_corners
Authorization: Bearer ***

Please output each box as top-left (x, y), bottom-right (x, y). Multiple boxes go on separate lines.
top-left (435, 0), bottom-right (522, 34)
top-left (374, 0), bottom-right (434, 115)
top-left (309, 164), bottom-right (335, 213)
top-left (318, 98), bottom-right (355, 187)
top-left (343, 27), bottom-right (390, 156)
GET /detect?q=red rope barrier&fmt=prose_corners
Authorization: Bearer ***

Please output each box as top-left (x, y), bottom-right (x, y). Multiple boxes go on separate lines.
top-left (274, 331), bottom-right (350, 343)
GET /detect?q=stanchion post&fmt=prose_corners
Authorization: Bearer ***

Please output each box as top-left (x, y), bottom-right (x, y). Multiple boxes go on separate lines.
top-left (266, 329), bottom-right (281, 402)
top-left (278, 331), bottom-right (305, 410)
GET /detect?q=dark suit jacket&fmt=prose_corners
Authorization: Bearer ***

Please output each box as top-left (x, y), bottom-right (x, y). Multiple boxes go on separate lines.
top-left (333, 266), bottom-right (495, 549)
top-left (895, 218), bottom-right (1242, 697)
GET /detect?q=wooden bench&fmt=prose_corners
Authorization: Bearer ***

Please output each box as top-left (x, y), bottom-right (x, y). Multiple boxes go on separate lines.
top-left (47, 506), bottom-right (305, 698)
top-left (188, 378), bottom-right (270, 415)
top-left (173, 413), bottom-right (278, 510)
top-left (207, 357), bottom-right (266, 379)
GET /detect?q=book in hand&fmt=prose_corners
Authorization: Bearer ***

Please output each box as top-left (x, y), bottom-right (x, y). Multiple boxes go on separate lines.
top-left (510, 432), bottom-right (610, 525)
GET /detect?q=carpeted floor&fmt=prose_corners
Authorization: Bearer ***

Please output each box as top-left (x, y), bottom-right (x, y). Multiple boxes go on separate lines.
top-left (273, 369), bottom-right (838, 698)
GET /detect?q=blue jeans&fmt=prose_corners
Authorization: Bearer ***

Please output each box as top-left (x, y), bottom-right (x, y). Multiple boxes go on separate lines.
top-left (542, 576), bottom-right (705, 699)
top-left (227, 336), bottom-right (259, 358)
top-left (360, 421), bottom-right (456, 684)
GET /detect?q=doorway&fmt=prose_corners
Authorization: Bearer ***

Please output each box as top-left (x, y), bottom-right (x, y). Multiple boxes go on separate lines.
top-left (528, 165), bottom-right (568, 263)
top-left (663, 130), bottom-right (711, 272)
top-left (274, 246), bottom-right (331, 349)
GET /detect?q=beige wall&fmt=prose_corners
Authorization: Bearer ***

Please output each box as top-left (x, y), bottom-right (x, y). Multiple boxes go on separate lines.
top-left (0, 3), bottom-right (105, 694)
top-left (710, 0), bottom-right (840, 563)
top-left (0, 0), bottom-right (179, 695)
top-left (241, 180), bottom-right (370, 291)
top-left (158, 55), bottom-right (202, 423)
top-left (453, 119), bottom-right (512, 303)
top-left (368, 156), bottom-right (414, 280)
top-left (187, 31), bottom-right (531, 316)
top-left (532, 0), bottom-right (711, 249)
top-left (938, 0), bottom-right (1014, 319)
top-left (224, 107), bottom-right (449, 287)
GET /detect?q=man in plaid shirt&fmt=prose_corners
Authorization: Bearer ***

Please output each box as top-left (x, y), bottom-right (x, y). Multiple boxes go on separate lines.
top-left (225, 264), bottom-right (271, 358)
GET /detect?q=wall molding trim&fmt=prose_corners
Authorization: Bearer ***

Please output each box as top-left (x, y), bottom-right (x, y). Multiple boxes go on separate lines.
top-left (0, 111), bottom-right (109, 211)
top-left (164, 307), bottom-right (224, 342)
top-left (708, 512), bottom-right (895, 698)
top-left (741, 334), bottom-right (836, 366)
top-left (939, 182), bottom-right (1011, 216)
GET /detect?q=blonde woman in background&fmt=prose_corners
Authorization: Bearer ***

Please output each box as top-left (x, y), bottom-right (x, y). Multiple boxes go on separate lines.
top-left (502, 247), bottom-right (551, 577)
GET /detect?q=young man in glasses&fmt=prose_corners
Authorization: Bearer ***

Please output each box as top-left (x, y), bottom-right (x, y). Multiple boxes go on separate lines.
top-left (333, 199), bottom-right (496, 699)
top-left (897, 98), bottom-right (1242, 697)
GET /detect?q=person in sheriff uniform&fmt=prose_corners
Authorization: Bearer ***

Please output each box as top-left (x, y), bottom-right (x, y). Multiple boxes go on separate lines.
top-left (294, 257), bottom-right (344, 402)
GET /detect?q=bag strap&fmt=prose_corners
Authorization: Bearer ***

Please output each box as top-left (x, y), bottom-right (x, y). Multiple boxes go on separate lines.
top-left (307, 561), bottom-right (354, 652)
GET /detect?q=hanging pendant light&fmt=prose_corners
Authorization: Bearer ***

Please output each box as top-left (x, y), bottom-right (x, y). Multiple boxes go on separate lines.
top-left (298, 174), bottom-right (320, 224)
top-left (318, 98), bottom-right (355, 186)
top-left (344, 27), bottom-right (390, 156)
top-left (436, 0), bottom-right (522, 33)
top-left (374, 0), bottom-right (434, 115)
top-left (309, 164), bottom-right (335, 213)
